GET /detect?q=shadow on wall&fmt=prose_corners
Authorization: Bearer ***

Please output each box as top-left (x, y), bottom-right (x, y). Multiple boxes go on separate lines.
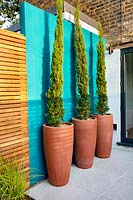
top-left (41, 12), bottom-right (51, 180)
top-left (29, 12), bottom-right (51, 185)
top-left (70, 24), bottom-right (76, 118)
top-left (28, 100), bottom-right (46, 185)
top-left (89, 32), bottom-right (94, 114)
top-left (70, 24), bottom-right (76, 164)
top-left (42, 12), bottom-right (50, 99)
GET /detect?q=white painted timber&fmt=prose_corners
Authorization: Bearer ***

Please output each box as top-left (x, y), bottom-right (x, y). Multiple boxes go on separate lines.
top-left (63, 11), bottom-right (98, 35)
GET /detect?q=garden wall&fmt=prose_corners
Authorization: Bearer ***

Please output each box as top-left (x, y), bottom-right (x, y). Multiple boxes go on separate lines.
top-left (20, 2), bottom-right (99, 185)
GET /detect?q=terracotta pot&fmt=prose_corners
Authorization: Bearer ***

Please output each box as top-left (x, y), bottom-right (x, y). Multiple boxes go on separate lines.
top-left (72, 118), bottom-right (97, 169)
top-left (43, 122), bottom-right (74, 186)
top-left (95, 114), bottom-right (113, 158)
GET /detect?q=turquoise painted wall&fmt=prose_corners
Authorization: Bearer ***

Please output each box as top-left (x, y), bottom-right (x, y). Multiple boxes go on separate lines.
top-left (20, 2), bottom-right (99, 185)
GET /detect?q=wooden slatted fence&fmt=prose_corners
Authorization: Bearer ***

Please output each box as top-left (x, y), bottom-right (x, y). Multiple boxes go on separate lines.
top-left (0, 29), bottom-right (29, 182)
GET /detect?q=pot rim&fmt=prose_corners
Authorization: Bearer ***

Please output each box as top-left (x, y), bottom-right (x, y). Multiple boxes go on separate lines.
top-left (72, 117), bottom-right (97, 122)
top-left (93, 113), bottom-right (112, 116)
top-left (93, 114), bottom-right (113, 119)
top-left (43, 122), bottom-right (73, 128)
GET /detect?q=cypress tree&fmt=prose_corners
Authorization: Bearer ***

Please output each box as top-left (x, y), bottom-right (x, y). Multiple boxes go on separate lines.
top-left (96, 22), bottom-right (109, 115)
top-left (74, 2), bottom-right (90, 120)
top-left (46, 0), bottom-right (64, 126)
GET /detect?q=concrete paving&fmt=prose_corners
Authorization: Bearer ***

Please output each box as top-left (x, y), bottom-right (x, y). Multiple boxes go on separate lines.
top-left (28, 147), bottom-right (133, 200)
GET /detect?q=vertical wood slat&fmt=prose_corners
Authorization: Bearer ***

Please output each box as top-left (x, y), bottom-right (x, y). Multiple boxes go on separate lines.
top-left (0, 29), bottom-right (29, 182)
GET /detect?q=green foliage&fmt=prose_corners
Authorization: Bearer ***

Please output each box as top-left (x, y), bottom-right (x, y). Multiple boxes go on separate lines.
top-left (74, 2), bottom-right (90, 120)
top-left (0, 0), bottom-right (19, 26)
top-left (96, 22), bottom-right (109, 115)
top-left (46, 0), bottom-right (64, 127)
top-left (0, 157), bottom-right (27, 200)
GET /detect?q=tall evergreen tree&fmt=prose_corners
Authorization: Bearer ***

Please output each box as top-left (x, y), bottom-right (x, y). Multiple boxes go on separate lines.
top-left (74, 2), bottom-right (90, 120)
top-left (96, 22), bottom-right (109, 114)
top-left (46, 0), bottom-right (64, 127)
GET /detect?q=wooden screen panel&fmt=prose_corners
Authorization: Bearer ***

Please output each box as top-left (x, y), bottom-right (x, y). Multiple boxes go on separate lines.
top-left (0, 29), bottom-right (29, 184)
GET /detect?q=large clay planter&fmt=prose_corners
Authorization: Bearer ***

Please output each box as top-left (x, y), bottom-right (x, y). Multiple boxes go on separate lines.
top-left (95, 114), bottom-right (113, 158)
top-left (43, 122), bottom-right (73, 186)
top-left (72, 118), bottom-right (97, 169)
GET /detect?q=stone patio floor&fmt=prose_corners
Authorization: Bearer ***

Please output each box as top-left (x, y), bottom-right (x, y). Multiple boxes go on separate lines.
top-left (28, 145), bottom-right (133, 200)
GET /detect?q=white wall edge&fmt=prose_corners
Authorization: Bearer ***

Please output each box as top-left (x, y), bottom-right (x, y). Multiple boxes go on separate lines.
top-left (105, 49), bottom-right (121, 144)
top-left (63, 11), bottom-right (98, 35)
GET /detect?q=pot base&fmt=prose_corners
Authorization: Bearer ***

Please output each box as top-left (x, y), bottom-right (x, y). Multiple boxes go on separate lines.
top-left (95, 154), bottom-right (111, 159)
top-left (76, 160), bottom-right (93, 169)
top-left (49, 179), bottom-right (69, 187)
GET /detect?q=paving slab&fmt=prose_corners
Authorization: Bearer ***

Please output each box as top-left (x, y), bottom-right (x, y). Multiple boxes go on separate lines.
top-left (28, 147), bottom-right (133, 200)
top-left (103, 162), bottom-right (133, 200)
top-left (104, 176), bottom-right (133, 200)
top-left (98, 196), bottom-right (112, 200)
